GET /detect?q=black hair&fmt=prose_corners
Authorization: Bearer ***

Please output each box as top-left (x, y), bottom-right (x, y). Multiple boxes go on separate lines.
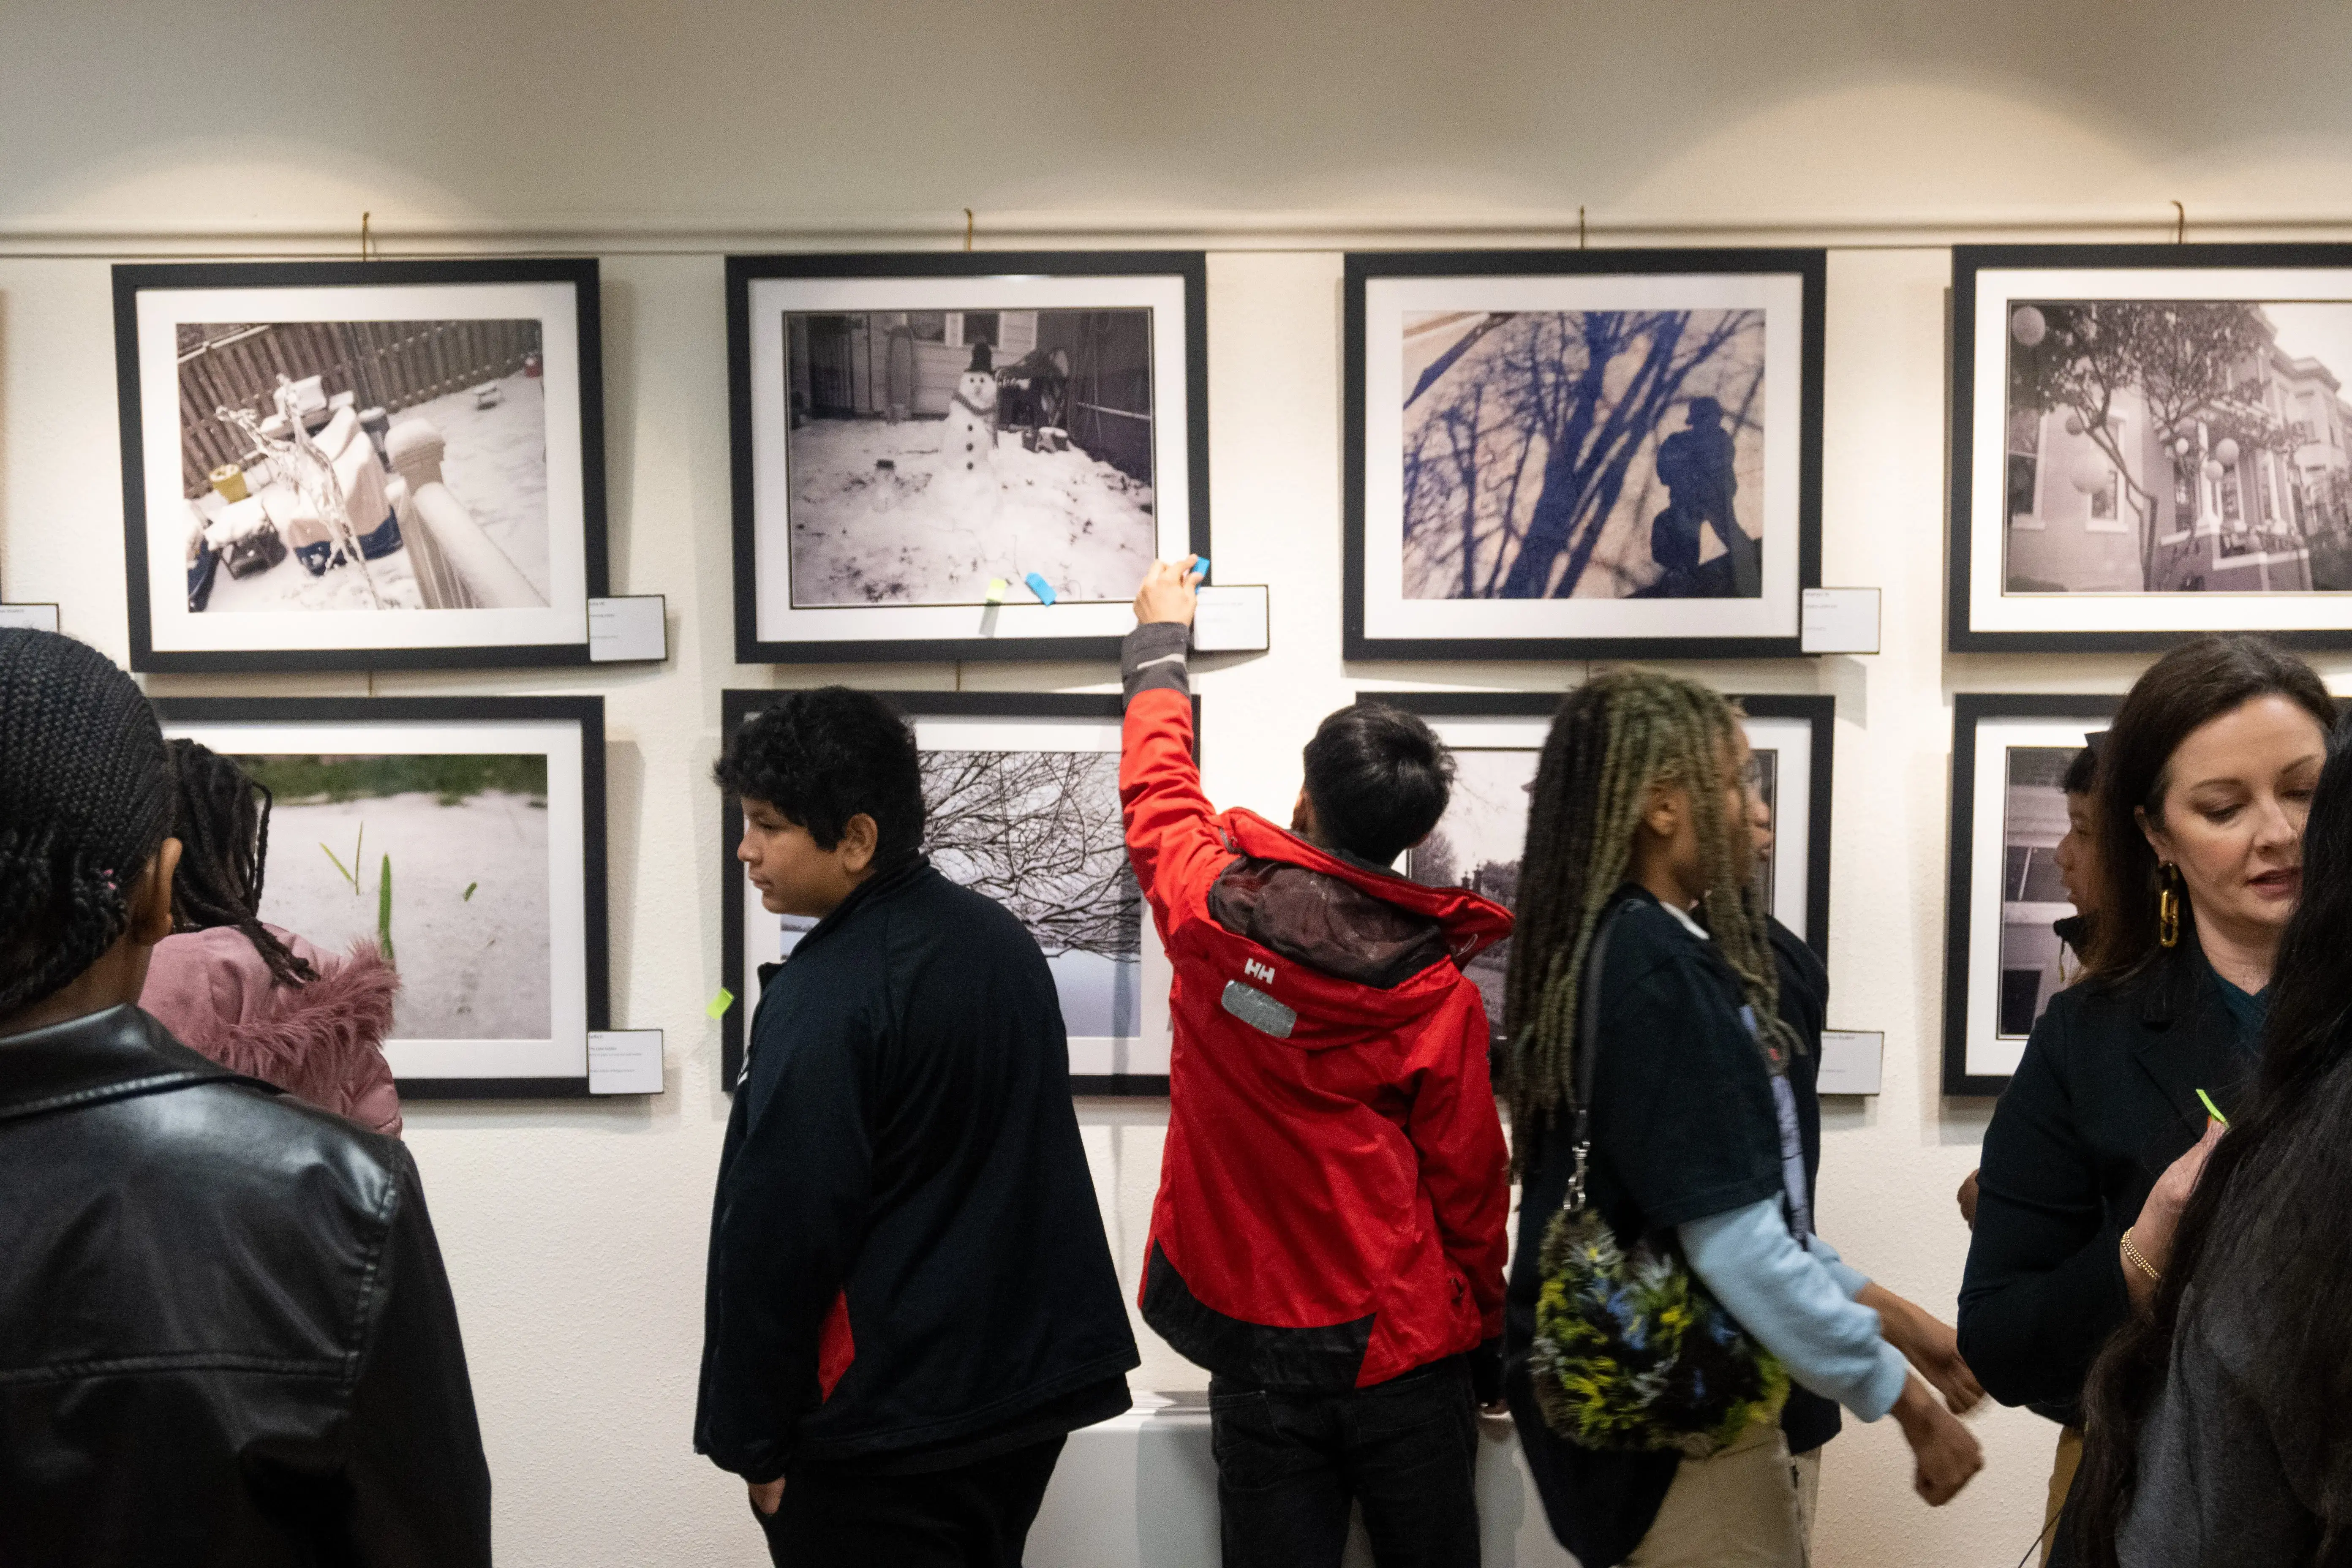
top-left (2072, 706), bottom-right (2352, 1565)
top-left (2085, 635), bottom-right (2334, 981)
top-left (165, 739), bottom-right (318, 988)
top-left (2062, 739), bottom-right (2099, 797)
top-left (0, 629), bottom-right (176, 1020)
top-left (713, 687), bottom-right (926, 861)
top-left (1304, 703), bottom-right (1454, 865)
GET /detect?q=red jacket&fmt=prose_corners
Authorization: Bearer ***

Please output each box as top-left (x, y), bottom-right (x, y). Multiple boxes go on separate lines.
top-left (1120, 679), bottom-right (1512, 1391)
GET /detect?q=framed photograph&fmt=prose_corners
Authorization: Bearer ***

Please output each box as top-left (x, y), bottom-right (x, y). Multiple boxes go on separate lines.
top-left (1353, 689), bottom-right (1835, 1047)
top-left (114, 259), bottom-right (607, 672)
top-left (1942, 694), bottom-right (2119, 1094)
top-left (718, 691), bottom-right (1187, 1094)
top-left (1952, 243), bottom-right (2352, 651)
top-left (150, 696), bottom-right (609, 1098)
top-left (727, 253), bottom-right (1209, 663)
top-left (1343, 250), bottom-right (1825, 661)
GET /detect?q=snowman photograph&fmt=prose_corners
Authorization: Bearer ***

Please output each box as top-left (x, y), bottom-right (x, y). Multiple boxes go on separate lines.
top-left (780, 308), bottom-right (1160, 607)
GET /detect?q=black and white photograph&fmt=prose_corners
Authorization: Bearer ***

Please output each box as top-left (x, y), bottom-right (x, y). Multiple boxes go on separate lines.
top-left (1943, 694), bottom-right (2119, 1094)
top-left (152, 697), bottom-right (610, 1098)
top-left (721, 691), bottom-right (1179, 1092)
top-left (1367, 690), bottom-right (1833, 1045)
top-left (116, 260), bottom-right (607, 672)
top-left (1346, 251), bottom-right (1824, 660)
top-left (730, 254), bottom-right (1208, 662)
top-left (1952, 244), bottom-right (2352, 650)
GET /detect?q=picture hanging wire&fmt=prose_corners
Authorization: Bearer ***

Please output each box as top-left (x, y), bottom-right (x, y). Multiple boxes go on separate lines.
top-left (2172, 199), bottom-right (2186, 244)
top-left (1579, 205), bottom-right (1587, 250)
top-left (360, 211), bottom-right (373, 261)
top-left (964, 207), bottom-right (974, 253)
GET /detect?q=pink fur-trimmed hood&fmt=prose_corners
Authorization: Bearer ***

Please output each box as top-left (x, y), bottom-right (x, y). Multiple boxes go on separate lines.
top-left (142, 926), bottom-right (404, 1138)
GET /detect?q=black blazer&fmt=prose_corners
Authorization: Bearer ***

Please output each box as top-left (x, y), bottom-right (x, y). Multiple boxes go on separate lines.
top-left (1957, 941), bottom-right (2254, 1425)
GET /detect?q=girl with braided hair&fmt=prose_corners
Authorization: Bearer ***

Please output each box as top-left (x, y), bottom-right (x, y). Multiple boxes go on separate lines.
top-left (1500, 669), bottom-right (1980, 1568)
top-left (140, 739), bottom-right (403, 1136)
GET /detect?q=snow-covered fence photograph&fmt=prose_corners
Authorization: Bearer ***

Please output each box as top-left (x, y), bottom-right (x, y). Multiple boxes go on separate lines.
top-left (239, 753), bottom-right (553, 1042)
top-left (177, 317), bottom-right (553, 618)
top-left (920, 746), bottom-right (1141, 1040)
top-left (781, 307), bottom-right (1159, 607)
top-left (1400, 308), bottom-right (1767, 602)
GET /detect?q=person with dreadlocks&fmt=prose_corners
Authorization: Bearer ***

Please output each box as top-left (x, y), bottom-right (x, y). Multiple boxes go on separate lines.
top-left (1500, 670), bottom-right (1980, 1568)
top-left (140, 740), bottom-right (403, 1135)
top-left (0, 627), bottom-right (487, 1565)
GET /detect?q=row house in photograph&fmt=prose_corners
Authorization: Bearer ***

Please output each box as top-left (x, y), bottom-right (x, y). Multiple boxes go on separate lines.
top-left (2004, 306), bottom-right (2352, 593)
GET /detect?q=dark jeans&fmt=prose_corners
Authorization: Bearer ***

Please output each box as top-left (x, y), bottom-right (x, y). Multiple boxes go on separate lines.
top-left (1209, 1355), bottom-right (1480, 1568)
top-left (752, 1435), bottom-right (1065, 1568)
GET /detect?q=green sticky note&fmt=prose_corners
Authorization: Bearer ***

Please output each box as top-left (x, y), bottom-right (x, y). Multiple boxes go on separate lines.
top-left (705, 987), bottom-right (735, 1020)
top-left (985, 578), bottom-right (1007, 604)
top-left (2196, 1088), bottom-right (2229, 1127)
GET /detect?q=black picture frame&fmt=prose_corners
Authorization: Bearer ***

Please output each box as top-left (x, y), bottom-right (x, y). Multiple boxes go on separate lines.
top-left (1354, 689), bottom-right (1835, 959)
top-left (150, 695), bottom-right (609, 1099)
top-left (1941, 692), bottom-right (2121, 1095)
top-left (115, 258), bottom-right (610, 673)
top-left (1343, 248), bottom-right (1826, 661)
top-left (1949, 242), bottom-right (2352, 652)
top-left (726, 251), bottom-right (1211, 664)
top-left (719, 689), bottom-right (1194, 1094)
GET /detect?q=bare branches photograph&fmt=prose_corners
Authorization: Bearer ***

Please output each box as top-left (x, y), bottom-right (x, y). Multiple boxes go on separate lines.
top-left (1402, 309), bottom-right (1765, 602)
top-left (1954, 245), bottom-right (2352, 649)
top-left (1347, 250), bottom-right (1823, 660)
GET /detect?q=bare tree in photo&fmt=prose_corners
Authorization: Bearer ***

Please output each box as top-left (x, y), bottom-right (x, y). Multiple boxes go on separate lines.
top-left (921, 750), bottom-right (1139, 958)
top-left (1412, 829), bottom-right (1460, 891)
top-left (2008, 301), bottom-right (2286, 591)
top-left (1402, 309), bottom-right (1765, 601)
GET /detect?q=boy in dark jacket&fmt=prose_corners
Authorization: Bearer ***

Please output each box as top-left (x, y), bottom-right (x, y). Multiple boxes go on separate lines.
top-left (697, 686), bottom-right (1138, 1568)
top-left (1119, 561), bottom-right (1512, 1568)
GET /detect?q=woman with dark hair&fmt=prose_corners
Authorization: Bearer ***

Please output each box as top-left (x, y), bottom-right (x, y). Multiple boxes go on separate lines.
top-left (139, 739), bottom-right (403, 1136)
top-left (2069, 707), bottom-right (2352, 1566)
top-left (1959, 634), bottom-right (2335, 1563)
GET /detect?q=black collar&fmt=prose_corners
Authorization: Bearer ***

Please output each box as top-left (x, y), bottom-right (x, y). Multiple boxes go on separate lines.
top-left (0, 1005), bottom-right (264, 1125)
top-left (2118, 941), bottom-right (2251, 1136)
top-left (792, 854), bottom-right (933, 956)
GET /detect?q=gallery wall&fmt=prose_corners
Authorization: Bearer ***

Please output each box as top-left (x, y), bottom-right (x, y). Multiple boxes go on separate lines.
top-left (10, 4), bottom-right (2352, 1566)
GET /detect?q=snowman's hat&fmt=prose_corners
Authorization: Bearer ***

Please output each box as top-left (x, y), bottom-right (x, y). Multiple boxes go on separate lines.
top-left (967, 342), bottom-right (994, 374)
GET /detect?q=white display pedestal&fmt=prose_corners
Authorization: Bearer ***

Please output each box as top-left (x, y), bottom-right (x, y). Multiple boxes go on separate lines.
top-left (1029, 1394), bottom-right (1581, 1567)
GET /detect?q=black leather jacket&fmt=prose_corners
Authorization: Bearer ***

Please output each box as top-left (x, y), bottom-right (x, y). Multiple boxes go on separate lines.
top-left (0, 1006), bottom-right (490, 1566)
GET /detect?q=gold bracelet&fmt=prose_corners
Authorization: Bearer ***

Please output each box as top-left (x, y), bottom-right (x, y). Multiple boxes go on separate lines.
top-left (2121, 1227), bottom-right (2161, 1282)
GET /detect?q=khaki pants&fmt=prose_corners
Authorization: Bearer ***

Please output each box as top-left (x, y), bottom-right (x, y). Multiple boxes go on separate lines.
top-left (1625, 1422), bottom-right (1819, 1568)
top-left (2039, 1426), bottom-right (2083, 1567)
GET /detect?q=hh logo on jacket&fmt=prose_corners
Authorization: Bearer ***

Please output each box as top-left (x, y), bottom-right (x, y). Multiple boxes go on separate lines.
top-left (1244, 958), bottom-right (1276, 985)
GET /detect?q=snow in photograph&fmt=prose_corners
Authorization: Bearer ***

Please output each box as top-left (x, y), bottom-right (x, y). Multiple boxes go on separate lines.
top-left (1400, 309), bottom-right (1767, 602)
top-left (240, 754), bottom-right (553, 1041)
top-left (2001, 299), bottom-right (2352, 594)
top-left (781, 308), bottom-right (1157, 607)
top-left (922, 747), bottom-right (1141, 1039)
top-left (177, 319), bottom-right (552, 616)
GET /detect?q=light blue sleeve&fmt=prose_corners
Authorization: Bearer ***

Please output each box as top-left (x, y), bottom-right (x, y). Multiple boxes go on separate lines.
top-left (1680, 1198), bottom-right (1909, 1421)
top-left (1804, 1233), bottom-right (1873, 1300)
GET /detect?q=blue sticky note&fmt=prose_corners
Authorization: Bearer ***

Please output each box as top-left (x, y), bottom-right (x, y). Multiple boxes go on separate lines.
top-left (1024, 571), bottom-right (1057, 606)
top-left (1192, 556), bottom-right (1210, 581)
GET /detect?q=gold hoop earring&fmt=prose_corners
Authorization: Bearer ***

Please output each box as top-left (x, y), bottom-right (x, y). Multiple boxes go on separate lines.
top-left (2157, 863), bottom-right (2182, 950)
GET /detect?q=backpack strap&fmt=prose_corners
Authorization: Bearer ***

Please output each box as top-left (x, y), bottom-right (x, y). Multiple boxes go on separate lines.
top-left (1559, 901), bottom-right (1626, 1217)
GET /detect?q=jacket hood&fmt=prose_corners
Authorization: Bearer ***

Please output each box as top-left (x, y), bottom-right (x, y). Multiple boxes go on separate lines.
top-left (1208, 811), bottom-right (1512, 999)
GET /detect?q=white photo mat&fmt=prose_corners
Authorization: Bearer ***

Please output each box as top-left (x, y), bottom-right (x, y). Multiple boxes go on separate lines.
top-left (155, 716), bottom-right (591, 1083)
top-left (1957, 714), bottom-right (2103, 1080)
top-left (744, 273), bottom-right (1194, 647)
top-left (133, 279), bottom-right (592, 656)
top-left (735, 714), bottom-right (1173, 1079)
top-left (1965, 264), bottom-right (2352, 637)
top-left (1359, 270), bottom-right (1808, 645)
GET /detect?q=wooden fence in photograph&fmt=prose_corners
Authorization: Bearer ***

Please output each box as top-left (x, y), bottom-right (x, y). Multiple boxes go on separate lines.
top-left (177, 318), bottom-right (540, 496)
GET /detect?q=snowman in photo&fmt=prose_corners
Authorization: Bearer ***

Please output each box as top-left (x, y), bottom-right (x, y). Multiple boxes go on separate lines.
top-left (926, 343), bottom-right (1005, 531)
